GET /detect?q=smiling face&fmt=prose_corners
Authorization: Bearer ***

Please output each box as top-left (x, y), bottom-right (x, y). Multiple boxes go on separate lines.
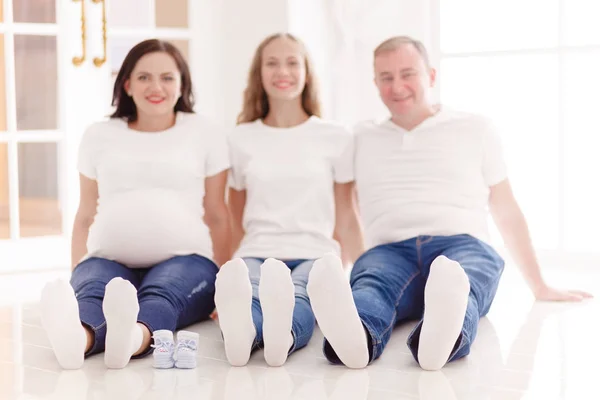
top-left (260, 36), bottom-right (307, 102)
top-left (124, 51), bottom-right (182, 119)
top-left (374, 44), bottom-right (436, 119)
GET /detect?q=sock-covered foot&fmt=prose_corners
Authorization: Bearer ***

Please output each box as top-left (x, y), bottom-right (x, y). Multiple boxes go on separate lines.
top-left (418, 256), bottom-right (470, 371)
top-left (103, 277), bottom-right (142, 369)
top-left (175, 330), bottom-right (199, 369)
top-left (151, 329), bottom-right (175, 369)
top-left (215, 258), bottom-right (256, 366)
top-left (40, 279), bottom-right (87, 370)
top-left (307, 253), bottom-right (369, 369)
top-left (259, 258), bottom-right (295, 367)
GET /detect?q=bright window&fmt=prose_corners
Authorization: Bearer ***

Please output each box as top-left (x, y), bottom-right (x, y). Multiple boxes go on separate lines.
top-left (440, 0), bottom-right (600, 254)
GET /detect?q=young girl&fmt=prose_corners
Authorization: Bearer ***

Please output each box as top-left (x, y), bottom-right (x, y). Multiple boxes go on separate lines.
top-left (40, 39), bottom-right (231, 370)
top-left (214, 33), bottom-right (363, 367)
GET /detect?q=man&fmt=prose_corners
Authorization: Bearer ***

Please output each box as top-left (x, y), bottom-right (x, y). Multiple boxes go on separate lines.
top-left (306, 36), bottom-right (592, 370)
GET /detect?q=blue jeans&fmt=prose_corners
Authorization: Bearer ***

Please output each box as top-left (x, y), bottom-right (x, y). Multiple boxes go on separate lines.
top-left (244, 258), bottom-right (316, 354)
top-left (70, 254), bottom-right (218, 357)
top-left (323, 234), bottom-right (505, 365)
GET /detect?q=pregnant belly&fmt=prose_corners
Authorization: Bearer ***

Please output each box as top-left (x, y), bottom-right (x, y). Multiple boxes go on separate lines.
top-left (87, 191), bottom-right (206, 267)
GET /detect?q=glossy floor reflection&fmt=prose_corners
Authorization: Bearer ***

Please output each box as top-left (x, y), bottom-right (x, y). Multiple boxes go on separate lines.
top-left (0, 266), bottom-right (598, 399)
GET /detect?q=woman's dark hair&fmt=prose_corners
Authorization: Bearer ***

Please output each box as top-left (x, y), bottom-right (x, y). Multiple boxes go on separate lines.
top-left (110, 39), bottom-right (194, 122)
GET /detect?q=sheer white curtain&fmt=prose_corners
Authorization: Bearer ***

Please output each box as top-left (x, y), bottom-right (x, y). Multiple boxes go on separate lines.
top-left (321, 0), bottom-right (430, 124)
top-left (323, 0), bottom-right (371, 124)
top-left (439, 0), bottom-right (600, 262)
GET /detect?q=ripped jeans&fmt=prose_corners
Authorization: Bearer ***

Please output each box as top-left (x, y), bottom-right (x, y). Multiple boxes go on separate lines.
top-left (70, 255), bottom-right (218, 357)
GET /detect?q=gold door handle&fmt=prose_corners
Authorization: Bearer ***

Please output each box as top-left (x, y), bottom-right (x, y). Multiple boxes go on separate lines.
top-left (92, 0), bottom-right (107, 67)
top-left (72, 0), bottom-right (86, 66)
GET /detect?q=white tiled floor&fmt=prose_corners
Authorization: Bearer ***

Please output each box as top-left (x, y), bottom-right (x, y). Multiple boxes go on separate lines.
top-left (0, 266), bottom-right (598, 399)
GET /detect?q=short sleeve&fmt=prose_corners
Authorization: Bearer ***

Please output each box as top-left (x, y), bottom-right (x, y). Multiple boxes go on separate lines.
top-left (77, 126), bottom-right (98, 179)
top-left (482, 119), bottom-right (508, 187)
top-left (205, 125), bottom-right (231, 178)
top-left (333, 129), bottom-right (355, 183)
top-left (227, 135), bottom-right (246, 190)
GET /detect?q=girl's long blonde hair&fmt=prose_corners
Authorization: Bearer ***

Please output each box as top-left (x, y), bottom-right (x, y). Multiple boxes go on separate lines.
top-left (236, 33), bottom-right (322, 124)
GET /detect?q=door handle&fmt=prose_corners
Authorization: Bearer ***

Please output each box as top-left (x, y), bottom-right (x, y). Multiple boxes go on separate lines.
top-left (92, 0), bottom-right (107, 67)
top-left (72, 0), bottom-right (86, 66)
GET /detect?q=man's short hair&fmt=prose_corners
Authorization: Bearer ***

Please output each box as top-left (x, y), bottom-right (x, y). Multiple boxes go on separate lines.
top-left (374, 36), bottom-right (431, 69)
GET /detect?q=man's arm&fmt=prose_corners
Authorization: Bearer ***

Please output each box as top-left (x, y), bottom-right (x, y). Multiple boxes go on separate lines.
top-left (489, 179), bottom-right (592, 301)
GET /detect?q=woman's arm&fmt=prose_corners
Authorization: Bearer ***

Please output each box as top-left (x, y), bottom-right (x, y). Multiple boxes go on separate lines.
top-left (204, 170), bottom-right (232, 267)
top-left (333, 182), bottom-right (365, 266)
top-left (227, 187), bottom-right (246, 255)
top-left (71, 174), bottom-right (99, 269)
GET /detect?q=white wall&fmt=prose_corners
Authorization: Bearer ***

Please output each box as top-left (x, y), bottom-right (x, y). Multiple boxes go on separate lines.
top-left (288, 0), bottom-right (438, 125)
top-left (193, 0), bottom-right (437, 127)
top-left (287, 0), bottom-right (333, 117)
top-left (192, 0), bottom-right (290, 127)
top-left (189, 1), bottom-right (225, 123)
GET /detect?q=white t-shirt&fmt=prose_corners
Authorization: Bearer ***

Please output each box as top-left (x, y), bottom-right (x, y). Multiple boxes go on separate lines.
top-left (78, 112), bottom-right (230, 268)
top-left (228, 116), bottom-right (354, 259)
top-left (354, 108), bottom-right (507, 249)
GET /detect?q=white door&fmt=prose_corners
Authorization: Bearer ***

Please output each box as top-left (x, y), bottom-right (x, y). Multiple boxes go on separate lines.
top-left (0, 0), bottom-right (197, 273)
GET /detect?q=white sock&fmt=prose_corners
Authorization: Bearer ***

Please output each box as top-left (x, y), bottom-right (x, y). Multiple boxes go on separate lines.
top-left (418, 255), bottom-right (470, 371)
top-left (215, 258), bottom-right (256, 366)
top-left (259, 258), bottom-right (295, 367)
top-left (103, 277), bottom-right (142, 369)
top-left (307, 253), bottom-right (369, 369)
top-left (40, 279), bottom-right (87, 370)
